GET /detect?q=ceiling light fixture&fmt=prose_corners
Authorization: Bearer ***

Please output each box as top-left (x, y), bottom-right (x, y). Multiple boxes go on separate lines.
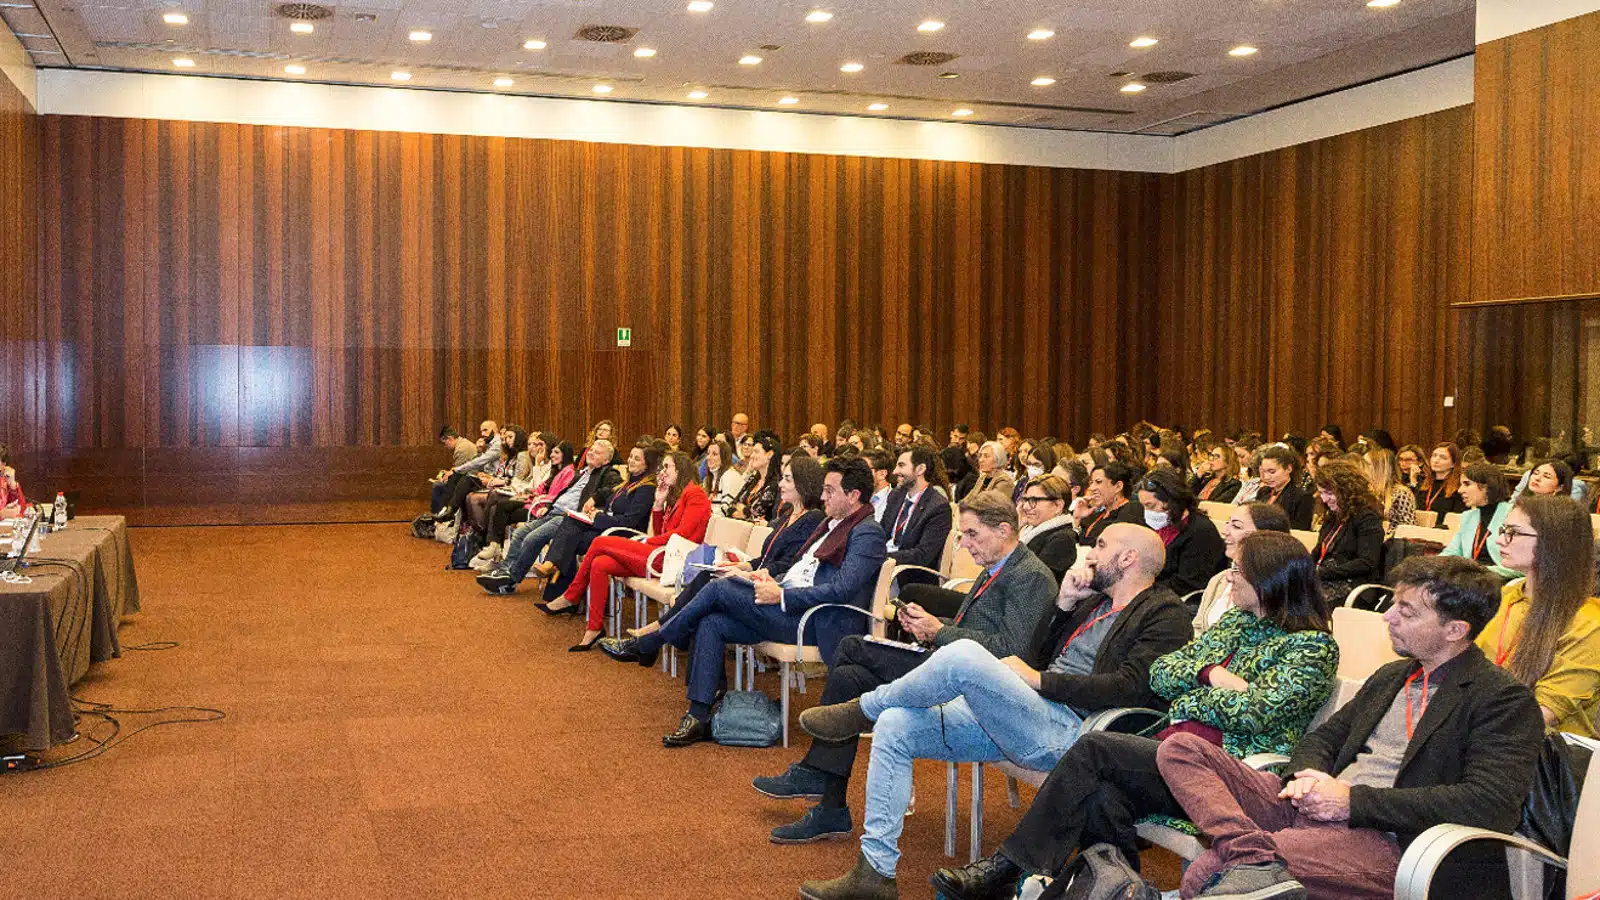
top-left (687, 89), bottom-right (709, 99)
top-left (1228, 45), bottom-right (1258, 56)
top-left (917, 20), bottom-right (945, 33)
top-left (739, 54), bottom-right (762, 65)
top-left (523, 39), bottom-right (547, 50)
top-left (284, 63), bottom-right (306, 75)
top-left (593, 84), bottom-right (613, 93)
top-left (937, 71), bottom-right (960, 79)
top-left (391, 71), bottom-right (411, 81)
top-left (409, 30), bottom-right (432, 42)
top-left (687, 0), bottom-right (714, 11)
top-left (1130, 36), bottom-right (1158, 48)
top-left (1367, 0), bottom-right (1400, 6)
top-left (867, 102), bottom-right (888, 111)
top-left (778, 96), bottom-right (799, 105)
top-left (805, 10), bottom-right (833, 23)
top-left (173, 57), bottom-right (194, 67)
top-left (840, 62), bottom-right (863, 73)
top-left (494, 76), bottom-right (514, 87)
top-left (1030, 76), bottom-right (1055, 86)
top-left (951, 108), bottom-right (973, 117)
top-left (1027, 29), bottom-right (1054, 40)
top-left (162, 12), bottom-right (188, 25)
top-left (290, 22), bottom-right (314, 34)
top-left (1121, 82), bottom-right (1146, 93)
top-left (634, 47), bottom-right (657, 57)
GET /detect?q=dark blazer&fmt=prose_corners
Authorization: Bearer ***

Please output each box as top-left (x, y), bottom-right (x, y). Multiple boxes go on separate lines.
top-left (1286, 646), bottom-right (1542, 848)
top-left (755, 509), bottom-right (826, 580)
top-left (1315, 508), bottom-right (1385, 583)
top-left (924, 543), bottom-right (1057, 660)
top-left (1077, 499), bottom-right (1146, 546)
top-left (591, 474), bottom-right (655, 535)
top-left (1158, 512), bottom-right (1228, 596)
top-left (942, 445), bottom-right (972, 488)
top-left (1192, 473), bottom-right (1242, 504)
top-left (1413, 483), bottom-right (1467, 516)
top-left (576, 464), bottom-right (623, 510)
top-left (1022, 584), bottom-right (1194, 712)
top-left (1026, 520), bottom-right (1078, 583)
top-left (783, 515), bottom-right (889, 665)
top-left (881, 485), bottom-right (955, 586)
top-left (1262, 482), bottom-right (1315, 530)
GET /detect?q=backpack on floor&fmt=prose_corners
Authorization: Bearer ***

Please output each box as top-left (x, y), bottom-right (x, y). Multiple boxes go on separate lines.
top-left (411, 514), bottom-right (436, 540)
top-left (710, 691), bottom-right (782, 747)
top-left (1028, 844), bottom-right (1160, 900)
top-left (434, 514), bottom-right (459, 545)
top-left (448, 531), bottom-right (484, 570)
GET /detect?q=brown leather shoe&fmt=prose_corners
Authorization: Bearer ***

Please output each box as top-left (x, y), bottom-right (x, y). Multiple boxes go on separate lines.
top-left (530, 560), bottom-right (558, 580)
top-left (799, 699), bottom-right (874, 742)
top-left (799, 852), bottom-right (899, 900)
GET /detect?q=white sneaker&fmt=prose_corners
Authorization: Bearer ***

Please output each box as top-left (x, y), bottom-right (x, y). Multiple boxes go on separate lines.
top-left (472, 543), bottom-right (500, 562)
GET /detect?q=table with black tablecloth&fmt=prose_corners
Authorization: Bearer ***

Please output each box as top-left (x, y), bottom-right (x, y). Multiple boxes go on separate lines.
top-left (0, 516), bottom-right (141, 751)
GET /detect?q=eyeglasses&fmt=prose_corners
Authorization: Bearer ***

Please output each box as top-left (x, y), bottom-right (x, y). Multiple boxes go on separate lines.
top-left (1019, 495), bottom-right (1054, 505)
top-left (1497, 524), bottom-right (1539, 540)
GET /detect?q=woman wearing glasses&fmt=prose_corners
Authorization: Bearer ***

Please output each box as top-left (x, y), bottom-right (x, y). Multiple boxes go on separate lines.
top-left (1016, 474), bottom-right (1078, 582)
top-left (1440, 462), bottom-right (1517, 581)
top-left (1137, 467), bottom-right (1227, 595)
top-left (1476, 494), bottom-right (1600, 737)
top-left (1191, 442), bottom-right (1242, 503)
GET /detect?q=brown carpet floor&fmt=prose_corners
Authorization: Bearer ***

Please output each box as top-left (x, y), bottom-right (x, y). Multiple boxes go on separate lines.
top-left (1, 523), bottom-right (1180, 899)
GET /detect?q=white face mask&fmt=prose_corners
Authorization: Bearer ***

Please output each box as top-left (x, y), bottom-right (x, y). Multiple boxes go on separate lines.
top-left (1027, 464), bottom-right (1044, 478)
top-left (1144, 509), bottom-right (1170, 530)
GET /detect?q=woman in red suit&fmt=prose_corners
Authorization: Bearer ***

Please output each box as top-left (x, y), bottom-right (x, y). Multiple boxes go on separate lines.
top-left (541, 450), bottom-right (712, 651)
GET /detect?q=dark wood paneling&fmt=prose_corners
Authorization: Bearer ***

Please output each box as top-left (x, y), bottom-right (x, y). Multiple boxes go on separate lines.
top-left (0, 71), bottom-right (37, 461)
top-left (1155, 105), bottom-right (1476, 445)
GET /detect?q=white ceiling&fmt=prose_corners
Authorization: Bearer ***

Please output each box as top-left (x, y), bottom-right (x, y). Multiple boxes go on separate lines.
top-left (1, 0), bottom-right (1475, 134)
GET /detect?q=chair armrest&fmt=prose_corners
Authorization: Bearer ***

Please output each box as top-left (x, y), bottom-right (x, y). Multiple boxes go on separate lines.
top-left (942, 577), bottom-right (977, 591)
top-left (1393, 825), bottom-right (1565, 900)
top-left (1345, 583), bottom-right (1394, 610)
top-left (1180, 589), bottom-right (1205, 604)
top-left (601, 527), bottom-right (647, 541)
top-left (1083, 707), bottom-right (1166, 734)
top-left (794, 602), bottom-right (882, 649)
top-left (1240, 753), bottom-right (1290, 771)
top-left (890, 564), bottom-right (943, 581)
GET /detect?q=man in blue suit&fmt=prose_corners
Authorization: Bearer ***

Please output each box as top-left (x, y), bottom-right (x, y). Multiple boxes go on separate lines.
top-left (604, 457), bottom-right (888, 747)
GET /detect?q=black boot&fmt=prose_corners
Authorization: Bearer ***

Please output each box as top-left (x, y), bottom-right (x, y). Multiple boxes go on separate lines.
top-left (929, 853), bottom-right (1023, 900)
top-left (662, 713), bottom-right (710, 748)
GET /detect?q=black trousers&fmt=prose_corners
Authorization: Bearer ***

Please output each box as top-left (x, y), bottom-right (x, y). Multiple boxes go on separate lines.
top-left (999, 732), bottom-right (1186, 877)
top-left (801, 635), bottom-right (928, 778)
top-left (540, 517), bottom-right (602, 599)
top-left (486, 499), bottom-right (527, 545)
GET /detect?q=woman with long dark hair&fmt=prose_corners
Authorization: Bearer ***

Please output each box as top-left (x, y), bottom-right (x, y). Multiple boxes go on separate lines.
top-left (1415, 442), bottom-right (1466, 516)
top-left (1310, 459), bottom-right (1386, 605)
top-left (729, 429), bottom-right (783, 524)
top-left (1138, 467), bottom-right (1227, 595)
top-left (1440, 462), bottom-right (1516, 580)
top-left (701, 439), bottom-right (746, 515)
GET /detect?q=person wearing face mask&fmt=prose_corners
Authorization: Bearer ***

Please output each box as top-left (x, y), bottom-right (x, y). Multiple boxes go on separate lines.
top-left (1014, 443), bottom-right (1056, 505)
top-left (1254, 445), bottom-right (1314, 530)
top-left (1475, 494), bottom-right (1600, 737)
top-left (1440, 463), bottom-right (1516, 581)
top-left (1310, 460), bottom-right (1387, 606)
top-left (1072, 460), bottom-right (1146, 547)
top-left (1193, 503), bottom-right (1294, 632)
top-left (1139, 467), bottom-right (1228, 596)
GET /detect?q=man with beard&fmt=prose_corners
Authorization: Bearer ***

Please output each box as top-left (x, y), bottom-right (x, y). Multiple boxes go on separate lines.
top-left (793, 523), bottom-right (1193, 900)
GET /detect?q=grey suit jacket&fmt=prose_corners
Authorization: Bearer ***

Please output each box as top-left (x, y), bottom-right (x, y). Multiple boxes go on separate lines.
top-left (931, 543), bottom-right (1056, 660)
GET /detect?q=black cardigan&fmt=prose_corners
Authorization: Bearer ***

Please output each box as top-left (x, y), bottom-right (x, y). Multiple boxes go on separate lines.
top-left (1413, 483), bottom-right (1467, 516)
top-left (1192, 473), bottom-right (1242, 504)
top-left (755, 509), bottom-right (827, 580)
top-left (1077, 498), bottom-right (1146, 546)
top-left (1262, 482), bottom-right (1315, 530)
top-left (1315, 508), bottom-right (1385, 583)
top-left (1021, 584), bottom-right (1194, 712)
top-left (1025, 521), bottom-right (1078, 583)
top-left (1156, 512), bottom-right (1227, 595)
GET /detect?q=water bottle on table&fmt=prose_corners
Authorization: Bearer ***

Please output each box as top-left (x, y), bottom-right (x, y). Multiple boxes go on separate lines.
top-left (53, 493), bottom-right (67, 531)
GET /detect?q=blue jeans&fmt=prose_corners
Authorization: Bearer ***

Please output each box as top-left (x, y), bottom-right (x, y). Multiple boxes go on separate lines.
top-left (856, 639), bottom-right (1084, 877)
top-left (504, 514), bottom-right (563, 582)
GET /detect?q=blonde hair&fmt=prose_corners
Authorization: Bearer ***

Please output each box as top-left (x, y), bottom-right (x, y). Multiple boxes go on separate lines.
top-left (1362, 448), bottom-right (1403, 519)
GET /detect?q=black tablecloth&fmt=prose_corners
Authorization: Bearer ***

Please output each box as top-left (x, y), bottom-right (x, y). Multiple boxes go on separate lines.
top-left (0, 516), bottom-right (141, 751)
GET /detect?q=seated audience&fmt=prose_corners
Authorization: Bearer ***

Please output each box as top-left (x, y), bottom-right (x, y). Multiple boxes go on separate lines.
top-left (933, 531), bottom-right (1337, 900)
top-left (749, 491), bottom-right (1057, 845)
top-left (1415, 442), bottom-right (1466, 517)
top-left (1054, 458), bottom-right (1089, 509)
top-left (729, 430), bottom-right (782, 523)
top-left (1311, 459), bottom-right (1386, 606)
top-left (1396, 443), bottom-right (1426, 492)
top-left (429, 419), bottom-right (501, 520)
top-left (1255, 445), bottom-right (1314, 530)
top-left (1193, 503), bottom-right (1293, 633)
top-left (1479, 494), bottom-right (1600, 737)
top-left (1440, 463), bottom-right (1517, 580)
top-left (1139, 468), bottom-right (1227, 595)
top-left (0, 443), bottom-right (23, 515)
top-left (465, 427), bottom-right (533, 561)
top-left (438, 425), bottom-right (478, 470)
top-left (600, 459), bottom-right (887, 747)
top-left (1318, 423), bottom-right (1345, 451)
top-left (1361, 447), bottom-right (1416, 533)
top-left (864, 448), bottom-right (895, 522)
top-left (587, 419), bottom-right (615, 447)
top-left (1072, 460), bottom-right (1145, 546)
top-left (880, 447), bottom-right (955, 588)
top-left (958, 441), bottom-right (1015, 502)
top-left (941, 424), bottom-right (972, 487)
top-left (539, 451), bottom-right (711, 651)
top-left (1016, 443), bottom-right (1057, 505)
top-left (1018, 474), bottom-right (1078, 581)
top-left (528, 441), bottom-right (663, 599)
top-left (692, 426), bottom-right (713, 478)
top-left (1193, 441), bottom-right (1243, 503)
top-left (662, 423), bottom-right (682, 453)
top-left (474, 441), bottom-right (617, 594)
top-left (1154, 555), bottom-right (1542, 900)
top-left (794, 524), bottom-right (1191, 900)
top-left (701, 438), bottom-right (746, 515)
top-left (523, 432), bottom-right (553, 493)
top-left (1513, 458), bottom-right (1589, 505)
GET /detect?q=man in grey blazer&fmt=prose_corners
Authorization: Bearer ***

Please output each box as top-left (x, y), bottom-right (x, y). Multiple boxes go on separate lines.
top-left (750, 491), bottom-right (1058, 845)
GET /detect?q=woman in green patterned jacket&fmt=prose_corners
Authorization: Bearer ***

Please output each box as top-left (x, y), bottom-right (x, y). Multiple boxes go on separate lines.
top-left (931, 531), bottom-right (1339, 900)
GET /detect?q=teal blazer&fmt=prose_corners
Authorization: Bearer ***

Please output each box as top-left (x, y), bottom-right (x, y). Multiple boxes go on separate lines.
top-left (1440, 501), bottom-right (1517, 580)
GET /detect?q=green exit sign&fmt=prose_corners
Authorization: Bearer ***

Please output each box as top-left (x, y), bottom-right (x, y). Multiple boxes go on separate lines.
top-left (616, 327), bottom-right (632, 347)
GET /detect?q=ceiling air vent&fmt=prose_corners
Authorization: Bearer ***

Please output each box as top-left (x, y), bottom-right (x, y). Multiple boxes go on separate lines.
top-left (275, 3), bottom-right (333, 21)
top-left (1142, 71), bottom-right (1196, 84)
top-left (898, 50), bottom-right (959, 66)
top-left (575, 24), bottom-right (638, 43)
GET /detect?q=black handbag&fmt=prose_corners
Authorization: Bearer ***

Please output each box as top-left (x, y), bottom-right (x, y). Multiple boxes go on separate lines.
top-left (1517, 734), bottom-right (1593, 899)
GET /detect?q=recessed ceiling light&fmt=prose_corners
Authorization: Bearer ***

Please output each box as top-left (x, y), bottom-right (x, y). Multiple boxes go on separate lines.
top-left (1030, 76), bottom-right (1055, 87)
top-left (284, 64), bottom-right (306, 75)
top-left (918, 20), bottom-right (945, 33)
top-left (687, 89), bottom-right (709, 99)
top-left (739, 54), bottom-right (763, 65)
top-left (1367, 0), bottom-right (1400, 6)
top-left (1027, 29), bottom-right (1054, 40)
top-left (409, 30), bottom-right (432, 42)
top-left (523, 39), bottom-right (546, 50)
top-left (867, 102), bottom-right (888, 111)
top-left (162, 12), bottom-right (188, 25)
top-left (172, 57), bottom-right (194, 67)
top-left (1121, 82), bottom-right (1146, 93)
top-left (1228, 45), bottom-right (1258, 56)
top-left (951, 108), bottom-right (973, 117)
top-left (290, 22), bottom-right (314, 34)
top-left (391, 71), bottom-right (411, 81)
top-left (493, 76), bottom-right (514, 87)
top-left (593, 84), bottom-right (613, 93)
top-left (1130, 36), bottom-right (1158, 48)
top-left (778, 96), bottom-right (799, 105)
top-left (840, 62), bottom-right (863, 73)
top-left (634, 47), bottom-right (657, 57)
top-left (937, 71), bottom-right (960, 79)
top-left (688, 0), bottom-right (714, 10)
top-left (805, 10), bottom-right (833, 23)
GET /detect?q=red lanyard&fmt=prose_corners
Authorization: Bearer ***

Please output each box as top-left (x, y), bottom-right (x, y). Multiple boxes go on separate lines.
top-left (1082, 507), bottom-right (1111, 534)
top-left (1267, 485), bottom-right (1285, 506)
top-left (1424, 482), bottom-right (1446, 510)
top-left (1317, 521), bottom-right (1346, 564)
top-left (1471, 520), bottom-right (1491, 561)
top-left (1493, 603), bottom-right (1518, 667)
top-left (1404, 667), bottom-right (1431, 739)
top-left (1063, 602), bottom-right (1118, 651)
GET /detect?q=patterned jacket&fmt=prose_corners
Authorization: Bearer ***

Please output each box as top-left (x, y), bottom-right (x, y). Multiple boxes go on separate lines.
top-left (1148, 607), bottom-right (1339, 758)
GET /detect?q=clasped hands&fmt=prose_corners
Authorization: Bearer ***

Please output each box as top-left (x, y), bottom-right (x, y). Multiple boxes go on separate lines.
top-left (1278, 769), bottom-right (1352, 822)
top-left (750, 569), bottom-right (783, 605)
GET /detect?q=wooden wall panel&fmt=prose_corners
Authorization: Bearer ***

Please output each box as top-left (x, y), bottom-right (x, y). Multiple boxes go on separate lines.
top-left (1155, 105), bottom-right (1475, 445)
top-left (0, 72), bottom-right (37, 462)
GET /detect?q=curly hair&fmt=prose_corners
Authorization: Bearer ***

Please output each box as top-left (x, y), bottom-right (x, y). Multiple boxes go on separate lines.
top-left (1313, 459), bottom-right (1383, 522)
